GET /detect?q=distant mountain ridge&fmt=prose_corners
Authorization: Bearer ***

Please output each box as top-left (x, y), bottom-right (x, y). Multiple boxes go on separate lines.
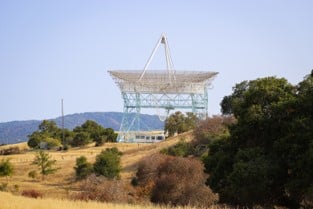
top-left (0, 112), bottom-right (164, 145)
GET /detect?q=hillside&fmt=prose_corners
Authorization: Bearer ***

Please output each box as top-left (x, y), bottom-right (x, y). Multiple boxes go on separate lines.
top-left (0, 191), bottom-right (227, 209)
top-left (0, 132), bottom-right (193, 199)
top-left (0, 112), bottom-right (164, 144)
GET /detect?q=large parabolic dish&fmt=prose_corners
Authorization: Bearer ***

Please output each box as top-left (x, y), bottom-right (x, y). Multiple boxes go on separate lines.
top-left (108, 70), bottom-right (218, 94)
top-left (108, 34), bottom-right (218, 142)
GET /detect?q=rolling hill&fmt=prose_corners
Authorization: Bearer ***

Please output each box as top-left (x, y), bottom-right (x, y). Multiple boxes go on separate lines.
top-left (0, 112), bottom-right (164, 144)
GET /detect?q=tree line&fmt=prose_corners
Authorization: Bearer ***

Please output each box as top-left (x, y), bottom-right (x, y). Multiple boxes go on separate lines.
top-left (27, 120), bottom-right (117, 149)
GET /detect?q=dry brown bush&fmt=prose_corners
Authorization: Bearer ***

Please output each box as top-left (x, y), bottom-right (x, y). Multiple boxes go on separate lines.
top-left (74, 174), bottom-right (134, 203)
top-left (21, 189), bottom-right (43, 198)
top-left (135, 154), bottom-right (170, 198)
top-left (136, 154), bottom-right (169, 186)
top-left (135, 154), bottom-right (217, 207)
top-left (0, 146), bottom-right (21, 155)
top-left (194, 115), bottom-right (236, 145)
top-left (151, 156), bottom-right (217, 207)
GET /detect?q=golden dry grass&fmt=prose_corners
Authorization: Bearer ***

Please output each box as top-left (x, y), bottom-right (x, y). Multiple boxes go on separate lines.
top-left (0, 191), bottom-right (230, 209)
top-left (0, 132), bottom-right (193, 198)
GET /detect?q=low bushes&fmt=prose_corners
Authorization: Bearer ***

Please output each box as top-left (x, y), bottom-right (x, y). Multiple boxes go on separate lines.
top-left (21, 189), bottom-right (43, 198)
top-left (74, 148), bottom-right (122, 180)
top-left (134, 154), bottom-right (217, 207)
top-left (0, 146), bottom-right (21, 155)
top-left (74, 174), bottom-right (133, 203)
top-left (74, 156), bottom-right (93, 180)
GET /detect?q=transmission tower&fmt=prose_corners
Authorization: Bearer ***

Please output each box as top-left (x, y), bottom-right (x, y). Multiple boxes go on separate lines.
top-left (108, 34), bottom-right (218, 142)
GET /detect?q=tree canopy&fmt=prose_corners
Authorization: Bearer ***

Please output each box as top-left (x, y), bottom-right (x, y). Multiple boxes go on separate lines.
top-left (27, 120), bottom-right (63, 149)
top-left (205, 73), bottom-right (313, 208)
top-left (164, 111), bottom-right (197, 137)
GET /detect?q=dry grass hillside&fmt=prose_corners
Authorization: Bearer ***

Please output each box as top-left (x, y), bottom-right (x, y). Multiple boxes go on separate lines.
top-left (0, 132), bottom-right (193, 198)
top-left (0, 191), bottom-right (230, 209)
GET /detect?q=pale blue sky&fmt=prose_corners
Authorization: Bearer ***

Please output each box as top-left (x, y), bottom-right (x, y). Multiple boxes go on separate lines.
top-left (0, 0), bottom-right (312, 122)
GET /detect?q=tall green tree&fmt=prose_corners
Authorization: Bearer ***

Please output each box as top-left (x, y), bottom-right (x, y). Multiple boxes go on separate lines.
top-left (32, 150), bottom-right (59, 180)
top-left (0, 158), bottom-right (14, 181)
top-left (205, 75), bottom-right (313, 208)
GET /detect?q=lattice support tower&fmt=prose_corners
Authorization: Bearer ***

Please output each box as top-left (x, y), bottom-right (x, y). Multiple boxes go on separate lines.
top-left (108, 34), bottom-right (218, 142)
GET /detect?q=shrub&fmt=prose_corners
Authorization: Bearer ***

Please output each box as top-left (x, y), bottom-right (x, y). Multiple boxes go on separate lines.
top-left (13, 184), bottom-right (19, 192)
top-left (43, 137), bottom-right (61, 149)
top-left (71, 132), bottom-right (91, 147)
top-left (32, 150), bottom-right (59, 180)
top-left (0, 146), bottom-right (21, 155)
top-left (27, 132), bottom-right (41, 149)
top-left (0, 183), bottom-right (8, 191)
top-left (160, 138), bottom-right (192, 157)
top-left (28, 170), bottom-right (37, 180)
top-left (135, 154), bottom-right (217, 207)
top-left (74, 174), bottom-right (133, 203)
top-left (63, 144), bottom-right (69, 150)
top-left (194, 115), bottom-right (235, 145)
top-left (93, 148), bottom-right (122, 179)
top-left (21, 189), bottom-right (43, 198)
top-left (165, 111), bottom-right (197, 137)
top-left (74, 156), bottom-right (93, 180)
top-left (94, 135), bottom-right (107, 147)
top-left (135, 154), bottom-right (168, 186)
top-left (135, 154), bottom-right (169, 197)
top-left (0, 158), bottom-right (14, 180)
top-left (150, 156), bottom-right (217, 207)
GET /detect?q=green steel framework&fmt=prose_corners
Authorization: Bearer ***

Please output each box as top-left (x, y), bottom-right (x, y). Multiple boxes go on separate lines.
top-left (117, 91), bottom-right (209, 141)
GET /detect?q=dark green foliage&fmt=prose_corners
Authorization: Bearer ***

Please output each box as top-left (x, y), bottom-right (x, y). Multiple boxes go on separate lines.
top-left (32, 150), bottom-right (59, 180)
top-left (71, 132), bottom-right (91, 147)
top-left (160, 139), bottom-right (192, 157)
top-left (0, 158), bottom-right (14, 180)
top-left (27, 132), bottom-right (43, 149)
top-left (27, 120), bottom-right (63, 149)
top-left (71, 120), bottom-right (117, 147)
top-left (226, 148), bottom-right (270, 206)
top-left (165, 111), bottom-right (197, 137)
top-left (38, 120), bottom-right (60, 136)
top-left (205, 74), bottom-right (313, 208)
top-left (28, 170), bottom-right (37, 180)
top-left (93, 147), bottom-right (122, 179)
top-left (0, 112), bottom-right (163, 145)
top-left (74, 156), bottom-right (93, 180)
top-left (103, 128), bottom-right (118, 143)
top-left (27, 119), bottom-right (118, 148)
